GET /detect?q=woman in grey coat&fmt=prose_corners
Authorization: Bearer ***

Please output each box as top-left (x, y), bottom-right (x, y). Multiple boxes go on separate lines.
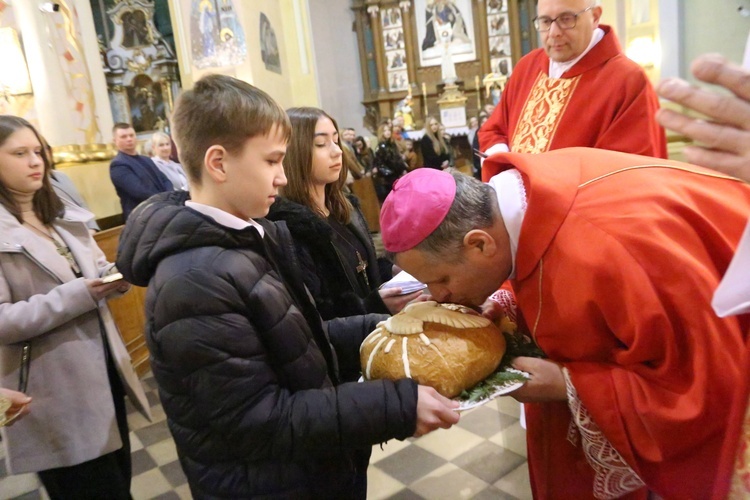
top-left (0, 116), bottom-right (150, 499)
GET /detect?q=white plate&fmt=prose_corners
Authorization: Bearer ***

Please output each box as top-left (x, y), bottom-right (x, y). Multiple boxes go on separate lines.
top-left (358, 368), bottom-right (529, 412)
top-left (454, 368), bottom-right (530, 412)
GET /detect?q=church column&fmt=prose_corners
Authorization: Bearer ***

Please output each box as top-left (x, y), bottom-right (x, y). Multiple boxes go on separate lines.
top-left (155, 60), bottom-right (179, 120)
top-left (353, 5), bottom-right (374, 100)
top-left (399, 0), bottom-right (417, 95)
top-left (367, 4), bottom-right (388, 94)
top-left (73, 0), bottom-right (114, 140)
top-left (13, 1), bottom-right (74, 145)
top-left (13, 0), bottom-right (110, 145)
top-left (475, 0), bottom-right (491, 75)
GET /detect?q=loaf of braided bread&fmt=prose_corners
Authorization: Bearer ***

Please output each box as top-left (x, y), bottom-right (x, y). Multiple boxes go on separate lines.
top-left (359, 301), bottom-right (506, 398)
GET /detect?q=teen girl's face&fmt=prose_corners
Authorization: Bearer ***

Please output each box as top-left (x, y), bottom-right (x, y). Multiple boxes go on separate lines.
top-left (430, 119), bottom-right (440, 133)
top-left (382, 126), bottom-right (392, 140)
top-left (311, 116), bottom-right (343, 187)
top-left (0, 127), bottom-right (45, 197)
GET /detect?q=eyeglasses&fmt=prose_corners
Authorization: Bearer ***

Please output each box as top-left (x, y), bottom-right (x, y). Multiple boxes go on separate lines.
top-left (533, 6), bottom-right (594, 32)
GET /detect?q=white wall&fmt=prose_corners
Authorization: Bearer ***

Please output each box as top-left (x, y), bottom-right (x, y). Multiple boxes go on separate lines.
top-left (307, 0), bottom-right (366, 133)
top-left (680, 0), bottom-right (750, 79)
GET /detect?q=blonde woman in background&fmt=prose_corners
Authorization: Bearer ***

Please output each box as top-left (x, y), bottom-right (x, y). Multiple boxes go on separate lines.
top-left (419, 116), bottom-right (451, 169)
top-left (150, 131), bottom-right (189, 191)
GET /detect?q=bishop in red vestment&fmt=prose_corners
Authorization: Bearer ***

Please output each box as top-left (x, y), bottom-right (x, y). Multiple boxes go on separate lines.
top-left (380, 148), bottom-right (750, 499)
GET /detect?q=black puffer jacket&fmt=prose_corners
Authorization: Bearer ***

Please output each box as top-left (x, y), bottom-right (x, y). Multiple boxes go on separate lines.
top-left (266, 195), bottom-right (388, 320)
top-left (116, 192), bottom-right (418, 499)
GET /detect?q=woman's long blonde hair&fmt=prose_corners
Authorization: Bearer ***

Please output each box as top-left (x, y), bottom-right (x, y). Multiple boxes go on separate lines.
top-left (376, 122), bottom-right (392, 145)
top-left (423, 116), bottom-right (448, 155)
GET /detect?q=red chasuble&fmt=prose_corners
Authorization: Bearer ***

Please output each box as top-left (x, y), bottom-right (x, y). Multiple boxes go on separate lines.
top-left (479, 25), bottom-right (666, 177)
top-left (485, 148), bottom-right (750, 499)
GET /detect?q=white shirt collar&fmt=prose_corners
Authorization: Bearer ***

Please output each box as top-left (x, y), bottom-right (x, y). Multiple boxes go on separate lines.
top-left (185, 200), bottom-right (265, 238)
top-left (548, 27), bottom-right (605, 78)
top-left (487, 169), bottom-right (527, 279)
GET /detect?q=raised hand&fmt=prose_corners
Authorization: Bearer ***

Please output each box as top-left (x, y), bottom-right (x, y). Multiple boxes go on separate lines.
top-left (656, 54), bottom-right (750, 183)
top-left (379, 287), bottom-right (425, 314)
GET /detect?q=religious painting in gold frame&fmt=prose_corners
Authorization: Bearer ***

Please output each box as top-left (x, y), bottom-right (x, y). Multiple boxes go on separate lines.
top-left (414, 0), bottom-right (477, 68)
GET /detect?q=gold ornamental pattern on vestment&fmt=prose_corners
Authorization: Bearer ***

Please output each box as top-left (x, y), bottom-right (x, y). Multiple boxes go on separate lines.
top-left (729, 396), bottom-right (750, 498)
top-left (510, 72), bottom-right (581, 154)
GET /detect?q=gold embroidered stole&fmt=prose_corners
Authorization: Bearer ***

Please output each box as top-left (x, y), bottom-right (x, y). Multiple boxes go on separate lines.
top-left (729, 396), bottom-right (750, 497)
top-left (511, 72), bottom-right (581, 153)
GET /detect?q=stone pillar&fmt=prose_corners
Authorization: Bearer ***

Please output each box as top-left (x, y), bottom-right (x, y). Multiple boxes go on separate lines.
top-left (475, 0), bottom-right (492, 75)
top-left (367, 4), bottom-right (388, 94)
top-left (13, 0), bottom-right (109, 145)
top-left (399, 0), bottom-right (418, 95)
top-left (13, 1), bottom-right (74, 145)
top-left (73, 0), bottom-right (114, 141)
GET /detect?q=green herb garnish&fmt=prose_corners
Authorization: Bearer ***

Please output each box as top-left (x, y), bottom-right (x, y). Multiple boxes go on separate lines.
top-left (455, 368), bottom-right (530, 405)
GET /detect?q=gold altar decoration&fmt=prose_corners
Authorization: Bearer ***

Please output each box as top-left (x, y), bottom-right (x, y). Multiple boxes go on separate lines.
top-left (437, 83), bottom-right (467, 105)
top-left (483, 73), bottom-right (508, 97)
top-left (52, 143), bottom-right (119, 165)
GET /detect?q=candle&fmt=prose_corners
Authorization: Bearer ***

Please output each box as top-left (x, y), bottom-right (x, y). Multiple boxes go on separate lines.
top-left (422, 82), bottom-right (428, 115)
top-left (475, 76), bottom-right (481, 109)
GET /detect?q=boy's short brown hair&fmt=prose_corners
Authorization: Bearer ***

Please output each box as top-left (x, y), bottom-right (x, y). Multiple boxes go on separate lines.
top-left (171, 74), bottom-right (291, 186)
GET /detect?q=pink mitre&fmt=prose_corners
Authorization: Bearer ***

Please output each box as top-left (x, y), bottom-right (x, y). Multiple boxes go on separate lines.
top-left (380, 168), bottom-right (456, 253)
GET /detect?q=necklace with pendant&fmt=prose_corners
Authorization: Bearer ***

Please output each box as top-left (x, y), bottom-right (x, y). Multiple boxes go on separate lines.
top-left (23, 221), bottom-right (81, 275)
top-left (327, 217), bottom-right (370, 289)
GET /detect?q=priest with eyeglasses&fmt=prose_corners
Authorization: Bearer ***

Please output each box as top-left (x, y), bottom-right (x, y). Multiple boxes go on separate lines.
top-left (479, 0), bottom-right (666, 168)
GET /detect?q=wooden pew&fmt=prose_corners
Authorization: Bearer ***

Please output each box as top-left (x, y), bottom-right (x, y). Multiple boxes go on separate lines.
top-left (94, 226), bottom-right (151, 377)
top-left (351, 176), bottom-right (381, 232)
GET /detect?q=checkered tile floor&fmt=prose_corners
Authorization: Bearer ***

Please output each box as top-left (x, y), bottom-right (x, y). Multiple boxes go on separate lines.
top-left (0, 372), bottom-right (532, 499)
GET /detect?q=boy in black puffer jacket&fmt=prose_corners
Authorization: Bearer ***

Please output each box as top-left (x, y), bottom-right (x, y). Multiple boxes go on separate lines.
top-left (116, 75), bottom-right (460, 499)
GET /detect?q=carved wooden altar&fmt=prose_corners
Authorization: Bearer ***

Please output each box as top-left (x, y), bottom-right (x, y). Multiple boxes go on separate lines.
top-left (98, 0), bottom-right (181, 134)
top-left (351, 0), bottom-right (539, 132)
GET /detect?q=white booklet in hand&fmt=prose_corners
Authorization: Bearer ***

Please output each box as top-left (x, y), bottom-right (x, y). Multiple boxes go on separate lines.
top-left (380, 270), bottom-right (428, 295)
